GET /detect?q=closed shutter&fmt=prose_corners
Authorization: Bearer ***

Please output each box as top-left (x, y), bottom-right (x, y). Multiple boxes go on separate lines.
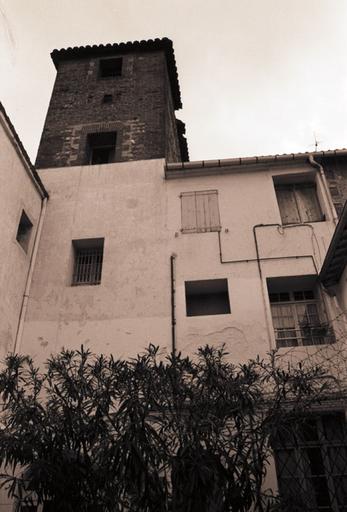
top-left (295, 184), bottom-right (323, 222)
top-left (181, 192), bottom-right (197, 232)
top-left (181, 191), bottom-right (220, 233)
top-left (276, 186), bottom-right (300, 224)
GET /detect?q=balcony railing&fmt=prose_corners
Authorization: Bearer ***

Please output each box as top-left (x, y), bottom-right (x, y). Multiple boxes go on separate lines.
top-left (275, 324), bottom-right (335, 348)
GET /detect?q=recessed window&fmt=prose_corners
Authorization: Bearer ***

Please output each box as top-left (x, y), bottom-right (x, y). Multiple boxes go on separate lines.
top-left (72, 238), bottom-right (104, 286)
top-left (99, 57), bottom-right (122, 78)
top-left (87, 132), bottom-right (116, 165)
top-left (267, 276), bottom-right (334, 347)
top-left (185, 279), bottom-right (231, 316)
top-left (102, 94), bottom-right (113, 104)
top-left (273, 413), bottom-right (347, 510)
top-left (274, 182), bottom-right (324, 224)
top-left (16, 210), bottom-right (33, 253)
top-left (181, 190), bottom-right (221, 233)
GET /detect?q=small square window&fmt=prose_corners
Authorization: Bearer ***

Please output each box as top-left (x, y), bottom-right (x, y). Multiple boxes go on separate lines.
top-left (72, 238), bottom-right (104, 286)
top-left (99, 57), bottom-right (122, 78)
top-left (185, 279), bottom-right (231, 316)
top-left (181, 190), bottom-right (221, 233)
top-left (16, 210), bottom-right (33, 253)
top-left (102, 94), bottom-right (113, 104)
top-left (87, 132), bottom-right (116, 165)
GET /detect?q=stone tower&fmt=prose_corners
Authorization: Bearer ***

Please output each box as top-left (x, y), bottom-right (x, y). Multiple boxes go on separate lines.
top-left (36, 38), bottom-right (188, 168)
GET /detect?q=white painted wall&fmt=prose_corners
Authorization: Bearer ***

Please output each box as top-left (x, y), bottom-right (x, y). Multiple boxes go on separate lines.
top-left (0, 112), bottom-right (43, 359)
top-left (20, 159), bottom-right (341, 367)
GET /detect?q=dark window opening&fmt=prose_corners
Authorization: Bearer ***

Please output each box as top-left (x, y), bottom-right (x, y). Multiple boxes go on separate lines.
top-left (16, 210), bottom-right (33, 253)
top-left (72, 238), bottom-right (104, 286)
top-left (102, 94), bottom-right (113, 104)
top-left (99, 57), bottom-right (122, 78)
top-left (185, 279), bottom-right (231, 316)
top-left (87, 132), bottom-right (116, 165)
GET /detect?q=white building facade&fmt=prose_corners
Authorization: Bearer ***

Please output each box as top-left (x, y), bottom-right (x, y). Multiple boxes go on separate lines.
top-left (1, 38), bottom-right (347, 511)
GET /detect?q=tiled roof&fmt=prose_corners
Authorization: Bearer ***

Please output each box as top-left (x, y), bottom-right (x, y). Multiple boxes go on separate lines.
top-left (165, 149), bottom-right (347, 177)
top-left (0, 102), bottom-right (48, 198)
top-left (51, 37), bottom-right (182, 110)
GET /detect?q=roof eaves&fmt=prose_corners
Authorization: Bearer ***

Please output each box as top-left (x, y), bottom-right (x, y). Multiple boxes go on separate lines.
top-left (0, 102), bottom-right (49, 199)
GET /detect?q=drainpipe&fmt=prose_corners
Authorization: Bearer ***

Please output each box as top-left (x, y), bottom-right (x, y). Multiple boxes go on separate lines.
top-left (308, 154), bottom-right (338, 225)
top-left (14, 197), bottom-right (48, 354)
top-left (170, 254), bottom-right (177, 357)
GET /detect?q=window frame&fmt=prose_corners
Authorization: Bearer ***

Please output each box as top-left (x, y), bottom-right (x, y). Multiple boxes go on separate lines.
top-left (269, 288), bottom-right (335, 348)
top-left (71, 238), bottom-right (104, 286)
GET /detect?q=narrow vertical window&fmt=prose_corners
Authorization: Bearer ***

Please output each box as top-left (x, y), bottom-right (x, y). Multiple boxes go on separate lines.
top-left (16, 210), bottom-right (33, 253)
top-left (72, 239), bottom-right (104, 286)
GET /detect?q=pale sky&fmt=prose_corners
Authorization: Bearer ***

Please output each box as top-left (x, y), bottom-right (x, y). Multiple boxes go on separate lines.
top-left (1, 0), bottom-right (347, 163)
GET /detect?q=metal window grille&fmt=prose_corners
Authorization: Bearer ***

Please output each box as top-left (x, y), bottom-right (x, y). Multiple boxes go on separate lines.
top-left (273, 413), bottom-right (347, 512)
top-left (181, 190), bottom-right (221, 233)
top-left (270, 290), bottom-right (335, 348)
top-left (72, 246), bottom-right (103, 286)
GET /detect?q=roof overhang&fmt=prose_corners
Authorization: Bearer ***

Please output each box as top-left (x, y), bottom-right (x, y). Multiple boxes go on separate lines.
top-left (320, 201), bottom-right (347, 288)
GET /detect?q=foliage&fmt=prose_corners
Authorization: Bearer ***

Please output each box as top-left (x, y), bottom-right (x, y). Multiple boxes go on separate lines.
top-left (0, 345), bottom-right (334, 512)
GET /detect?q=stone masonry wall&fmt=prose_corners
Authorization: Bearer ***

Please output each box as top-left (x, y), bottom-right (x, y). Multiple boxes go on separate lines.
top-left (36, 51), bottom-right (182, 168)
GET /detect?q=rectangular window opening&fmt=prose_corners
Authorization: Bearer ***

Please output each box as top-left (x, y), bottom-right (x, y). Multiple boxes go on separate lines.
top-left (274, 180), bottom-right (324, 225)
top-left (16, 210), bottom-right (33, 253)
top-left (181, 190), bottom-right (221, 234)
top-left (72, 238), bottom-right (104, 286)
top-left (267, 276), bottom-right (335, 348)
top-left (102, 94), bottom-right (113, 104)
top-left (87, 132), bottom-right (116, 165)
top-left (185, 278), bottom-right (231, 316)
top-left (99, 57), bottom-right (122, 78)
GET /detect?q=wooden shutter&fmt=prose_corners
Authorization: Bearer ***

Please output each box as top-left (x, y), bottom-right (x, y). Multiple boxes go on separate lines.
top-left (181, 191), bottom-right (220, 233)
top-left (181, 192), bottom-right (197, 233)
top-left (276, 186), bottom-right (301, 224)
top-left (295, 184), bottom-right (323, 222)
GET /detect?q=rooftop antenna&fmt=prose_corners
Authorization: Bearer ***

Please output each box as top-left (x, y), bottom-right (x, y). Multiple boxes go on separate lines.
top-left (311, 132), bottom-right (322, 152)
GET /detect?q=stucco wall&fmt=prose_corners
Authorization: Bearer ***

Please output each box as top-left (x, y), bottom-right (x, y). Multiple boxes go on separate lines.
top-left (20, 159), bottom-right (341, 367)
top-left (0, 114), bottom-right (43, 358)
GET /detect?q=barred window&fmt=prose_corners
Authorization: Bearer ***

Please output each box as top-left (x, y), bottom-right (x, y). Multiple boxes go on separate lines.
top-left (273, 413), bottom-right (347, 511)
top-left (72, 238), bottom-right (104, 286)
top-left (275, 182), bottom-right (324, 224)
top-left (181, 190), bottom-right (221, 233)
